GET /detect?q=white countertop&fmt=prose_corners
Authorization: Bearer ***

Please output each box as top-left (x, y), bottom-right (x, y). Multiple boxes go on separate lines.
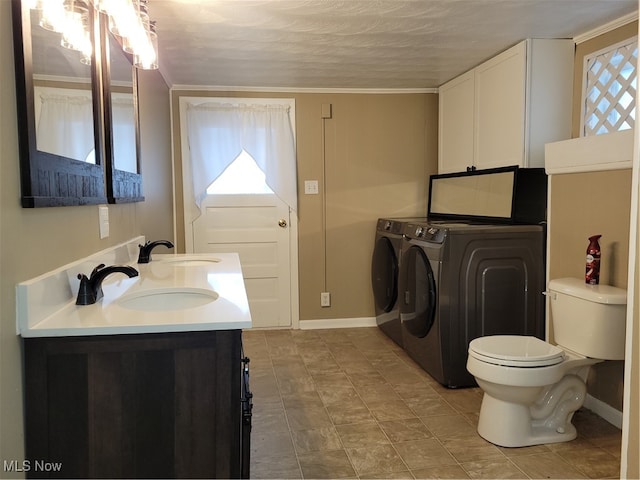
top-left (17, 240), bottom-right (252, 337)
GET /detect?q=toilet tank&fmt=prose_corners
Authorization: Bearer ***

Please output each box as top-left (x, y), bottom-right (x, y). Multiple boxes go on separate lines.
top-left (548, 278), bottom-right (627, 360)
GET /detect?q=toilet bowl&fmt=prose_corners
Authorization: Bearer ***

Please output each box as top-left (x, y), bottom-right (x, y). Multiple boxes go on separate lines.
top-left (466, 278), bottom-right (627, 448)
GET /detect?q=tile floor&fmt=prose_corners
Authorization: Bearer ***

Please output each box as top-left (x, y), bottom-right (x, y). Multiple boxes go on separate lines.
top-left (243, 327), bottom-right (622, 479)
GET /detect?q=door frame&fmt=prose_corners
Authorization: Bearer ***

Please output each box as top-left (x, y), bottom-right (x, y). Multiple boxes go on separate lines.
top-left (177, 95), bottom-right (300, 329)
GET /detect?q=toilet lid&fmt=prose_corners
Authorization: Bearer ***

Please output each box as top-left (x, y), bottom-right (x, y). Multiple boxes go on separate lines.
top-left (468, 335), bottom-right (565, 367)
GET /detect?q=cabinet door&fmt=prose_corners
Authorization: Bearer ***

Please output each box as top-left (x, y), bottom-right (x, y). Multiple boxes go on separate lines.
top-left (474, 41), bottom-right (527, 170)
top-left (24, 331), bottom-right (243, 479)
top-left (438, 70), bottom-right (475, 174)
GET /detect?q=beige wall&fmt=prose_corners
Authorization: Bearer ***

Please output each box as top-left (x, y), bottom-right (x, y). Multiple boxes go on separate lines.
top-left (548, 171), bottom-right (631, 288)
top-left (625, 15), bottom-right (640, 480)
top-left (136, 70), bottom-right (174, 242)
top-left (0, 1), bottom-right (172, 468)
top-left (549, 23), bottom-right (637, 415)
top-left (548, 171), bottom-right (630, 411)
top-left (627, 206), bottom-right (640, 477)
top-left (171, 90), bottom-right (438, 321)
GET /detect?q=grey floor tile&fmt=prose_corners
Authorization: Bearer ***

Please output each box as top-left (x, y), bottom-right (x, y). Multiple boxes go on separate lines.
top-left (440, 435), bottom-right (504, 464)
top-left (460, 458), bottom-right (528, 479)
top-left (251, 454), bottom-right (302, 479)
top-left (554, 444), bottom-right (622, 479)
top-left (326, 398), bottom-right (377, 425)
top-left (509, 452), bottom-right (588, 479)
top-left (291, 426), bottom-right (343, 454)
top-left (251, 402), bottom-right (289, 433)
top-left (420, 414), bottom-right (477, 439)
top-left (346, 444), bottom-right (408, 477)
top-left (378, 418), bottom-right (434, 443)
top-left (248, 327), bottom-right (621, 479)
top-left (335, 422), bottom-right (390, 448)
top-left (251, 428), bottom-right (296, 459)
top-left (297, 449), bottom-right (357, 479)
top-left (412, 464), bottom-right (471, 479)
top-left (394, 438), bottom-right (458, 470)
top-left (285, 404), bottom-right (334, 431)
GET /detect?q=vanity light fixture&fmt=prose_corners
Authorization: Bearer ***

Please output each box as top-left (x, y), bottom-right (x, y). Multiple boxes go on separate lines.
top-left (27, 0), bottom-right (159, 70)
top-left (92, 0), bottom-right (158, 70)
top-left (133, 20), bottom-right (157, 69)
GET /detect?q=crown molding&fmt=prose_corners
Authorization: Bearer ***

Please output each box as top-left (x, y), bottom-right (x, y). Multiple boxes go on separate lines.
top-left (574, 11), bottom-right (638, 44)
top-left (170, 84), bottom-right (438, 94)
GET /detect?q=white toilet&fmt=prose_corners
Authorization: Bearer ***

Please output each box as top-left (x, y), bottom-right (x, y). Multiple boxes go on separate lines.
top-left (466, 277), bottom-right (627, 448)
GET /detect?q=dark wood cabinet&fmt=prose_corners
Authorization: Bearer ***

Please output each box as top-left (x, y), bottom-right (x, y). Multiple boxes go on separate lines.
top-left (23, 330), bottom-right (247, 478)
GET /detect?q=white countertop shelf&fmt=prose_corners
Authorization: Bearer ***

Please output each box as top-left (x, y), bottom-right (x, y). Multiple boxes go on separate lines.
top-left (17, 237), bottom-right (252, 338)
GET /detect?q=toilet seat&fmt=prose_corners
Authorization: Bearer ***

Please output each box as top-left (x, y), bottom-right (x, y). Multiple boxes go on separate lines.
top-left (469, 335), bottom-right (565, 367)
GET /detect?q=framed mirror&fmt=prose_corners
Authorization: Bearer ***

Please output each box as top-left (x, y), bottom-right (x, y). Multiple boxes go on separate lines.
top-left (11, 0), bottom-right (107, 207)
top-left (101, 18), bottom-right (144, 203)
top-left (12, 0), bottom-right (145, 207)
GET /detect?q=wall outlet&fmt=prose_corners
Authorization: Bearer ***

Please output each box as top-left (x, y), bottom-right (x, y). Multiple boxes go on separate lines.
top-left (320, 292), bottom-right (331, 307)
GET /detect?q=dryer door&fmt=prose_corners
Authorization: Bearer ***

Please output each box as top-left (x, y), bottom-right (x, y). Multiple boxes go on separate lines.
top-left (371, 236), bottom-right (398, 313)
top-left (399, 245), bottom-right (437, 338)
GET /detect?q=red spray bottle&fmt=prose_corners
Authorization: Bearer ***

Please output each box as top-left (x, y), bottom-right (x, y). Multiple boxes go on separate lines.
top-left (585, 235), bottom-right (602, 285)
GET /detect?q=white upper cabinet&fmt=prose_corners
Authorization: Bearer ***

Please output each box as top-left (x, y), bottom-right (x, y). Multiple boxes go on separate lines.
top-left (439, 70), bottom-right (475, 174)
top-left (474, 42), bottom-right (527, 170)
top-left (438, 39), bottom-right (574, 174)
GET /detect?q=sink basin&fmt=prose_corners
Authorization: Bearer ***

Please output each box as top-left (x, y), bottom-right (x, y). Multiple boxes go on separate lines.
top-left (116, 288), bottom-right (219, 312)
top-left (157, 255), bottom-right (221, 267)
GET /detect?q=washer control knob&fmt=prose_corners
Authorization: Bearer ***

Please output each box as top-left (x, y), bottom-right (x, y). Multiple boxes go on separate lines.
top-left (415, 226), bottom-right (423, 237)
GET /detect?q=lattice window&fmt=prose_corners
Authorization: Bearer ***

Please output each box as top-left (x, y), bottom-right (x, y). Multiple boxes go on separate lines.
top-left (582, 37), bottom-right (638, 136)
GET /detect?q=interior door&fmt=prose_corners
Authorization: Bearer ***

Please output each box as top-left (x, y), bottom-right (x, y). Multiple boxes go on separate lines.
top-left (179, 97), bottom-right (298, 330)
top-left (192, 193), bottom-right (292, 328)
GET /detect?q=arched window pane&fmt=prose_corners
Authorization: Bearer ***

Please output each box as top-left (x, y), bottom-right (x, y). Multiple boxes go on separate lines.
top-left (206, 150), bottom-right (274, 195)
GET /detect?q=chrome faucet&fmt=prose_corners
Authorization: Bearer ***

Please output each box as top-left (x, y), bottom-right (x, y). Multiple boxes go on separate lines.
top-left (76, 264), bottom-right (139, 305)
top-left (137, 240), bottom-right (175, 263)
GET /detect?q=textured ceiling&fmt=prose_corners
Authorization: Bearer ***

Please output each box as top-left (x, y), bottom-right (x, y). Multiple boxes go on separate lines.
top-left (149, 0), bottom-right (638, 89)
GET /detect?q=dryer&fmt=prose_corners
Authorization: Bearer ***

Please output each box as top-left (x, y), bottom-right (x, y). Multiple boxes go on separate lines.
top-left (371, 217), bottom-right (427, 346)
top-left (398, 221), bottom-right (545, 388)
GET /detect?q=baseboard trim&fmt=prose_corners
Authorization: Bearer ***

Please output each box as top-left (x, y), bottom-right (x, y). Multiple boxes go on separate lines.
top-left (298, 317), bottom-right (377, 330)
top-left (584, 394), bottom-right (623, 429)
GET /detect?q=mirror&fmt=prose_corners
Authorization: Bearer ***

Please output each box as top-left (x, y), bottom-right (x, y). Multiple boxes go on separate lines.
top-left (107, 33), bottom-right (137, 174)
top-left (101, 20), bottom-right (143, 203)
top-left (32, 9), bottom-right (95, 164)
top-left (12, 0), bottom-right (144, 207)
top-left (12, 0), bottom-right (106, 207)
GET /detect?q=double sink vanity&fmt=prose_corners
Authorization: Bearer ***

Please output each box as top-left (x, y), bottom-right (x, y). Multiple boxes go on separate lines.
top-left (17, 236), bottom-right (253, 478)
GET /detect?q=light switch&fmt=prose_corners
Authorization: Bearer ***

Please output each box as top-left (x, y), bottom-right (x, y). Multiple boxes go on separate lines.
top-left (98, 205), bottom-right (109, 239)
top-left (304, 180), bottom-right (319, 195)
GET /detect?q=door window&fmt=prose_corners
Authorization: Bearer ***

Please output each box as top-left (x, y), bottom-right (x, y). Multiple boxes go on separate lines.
top-left (207, 150), bottom-right (274, 195)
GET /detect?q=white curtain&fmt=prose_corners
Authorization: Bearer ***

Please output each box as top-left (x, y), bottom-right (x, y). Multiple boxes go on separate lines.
top-left (36, 93), bottom-right (95, 162)
top-left (185, 102), bottom-right (297, 218)
top-left (111, 96), bottom-right (137, 173)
